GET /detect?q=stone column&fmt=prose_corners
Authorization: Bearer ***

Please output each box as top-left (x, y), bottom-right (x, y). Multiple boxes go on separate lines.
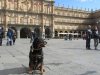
top-left (4, 0), bottom-right (8, 38)
top-left (81, 31), bottom-right (83, 38)
top-left (17, 27), bottom-right (21, 39)
top-left (41, 0), bottom-right (45, 38)
top-left (51, 1), bottom-right (55, 38)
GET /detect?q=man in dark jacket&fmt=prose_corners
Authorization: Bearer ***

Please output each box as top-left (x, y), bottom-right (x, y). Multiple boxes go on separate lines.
top-left (0, 27), bottom-right (3, 46)
top-left (86, 25), bottom-right (92, 50)
top-left (7, 28), bottom-right (13, 46)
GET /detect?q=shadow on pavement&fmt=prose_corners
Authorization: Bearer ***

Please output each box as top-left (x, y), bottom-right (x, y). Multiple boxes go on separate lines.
top-left (80, 71), bottom-right (97, 75)
top-left (0, 67), bottom-right (28, 75)
top-left (62, 48), bottom-right (100, 51)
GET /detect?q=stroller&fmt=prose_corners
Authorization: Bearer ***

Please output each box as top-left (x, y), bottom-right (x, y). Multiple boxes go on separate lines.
top-left (29, 37), bottom-right (46, 75)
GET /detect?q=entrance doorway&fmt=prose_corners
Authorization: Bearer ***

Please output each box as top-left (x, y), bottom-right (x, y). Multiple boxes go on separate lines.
top-left (20, 27), bottom-right (31, 38)
top-left (45, 28), bottom-right (51, 38)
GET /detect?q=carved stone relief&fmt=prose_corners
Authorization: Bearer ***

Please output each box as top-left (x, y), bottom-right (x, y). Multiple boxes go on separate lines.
top-left (19, 0), bottom-right (32, 11)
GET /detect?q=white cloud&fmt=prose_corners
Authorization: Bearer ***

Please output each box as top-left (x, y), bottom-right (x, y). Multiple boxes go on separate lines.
top-left (74, 0), bottom-right (94, 2)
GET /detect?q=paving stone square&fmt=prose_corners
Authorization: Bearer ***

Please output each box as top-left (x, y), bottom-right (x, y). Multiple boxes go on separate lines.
top-left (0, 39), bottom-right (100, 75)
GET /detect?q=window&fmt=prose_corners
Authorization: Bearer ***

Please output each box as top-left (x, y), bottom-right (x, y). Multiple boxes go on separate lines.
top-left (30, 19), bottom-right (33, 24)
top-left (20, 17), bottom-right (23, 24)
top-left (24, 18), bottom-right (27, 24)
top-left (9, 17), bottom-right (16, 24)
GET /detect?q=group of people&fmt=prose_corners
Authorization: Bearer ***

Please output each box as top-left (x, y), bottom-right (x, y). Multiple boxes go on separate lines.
top-left (85, 25), bottom-right (100, 50)
top-left (64, 34), bottom-right (73, 40)
top-left (6, 27), bottom-right (17, 46)
top-left (0, 26), bottom-right (17, 46)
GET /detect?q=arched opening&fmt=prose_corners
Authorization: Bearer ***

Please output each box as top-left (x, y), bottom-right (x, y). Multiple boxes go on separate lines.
top-left (78, 31), bottom-right (81, 38)
top-left (64, 31), bottom-right (68, 39)
top-left (20, 27), bottom-right (31, 38)
top-left (82, 31), bottom-right (85, 35)
top-left (74, 31), bottom-right (77, 39)
top-left (59, 31), bottom-right (63, 38)
top-left (45, 28), bottom-right (51, 38)
top-left (65, 31), bottom-right (68, 33)
top-left (34, 27), bottom-right (41, 37)
top-left (70, 31), bottom-right (72, 33)
top-left (54, 31), bottom-right (58, 38)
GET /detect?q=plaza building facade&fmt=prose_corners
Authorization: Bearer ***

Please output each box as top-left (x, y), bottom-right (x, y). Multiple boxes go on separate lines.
top-left (0, 0), bottom-right (99, 38)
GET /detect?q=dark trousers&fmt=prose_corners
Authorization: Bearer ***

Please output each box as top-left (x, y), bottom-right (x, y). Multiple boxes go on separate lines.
top-left (0, 38), bottom-right (2, 46)
top-left (13, 39), bottom-right (16, 45)
top-left (86, 38), bottom-right (91, 49)
top-left (9, 41), bottom-right (12, 46)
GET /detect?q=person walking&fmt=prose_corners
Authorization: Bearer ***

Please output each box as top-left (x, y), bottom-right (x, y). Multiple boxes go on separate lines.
top-left (93, 26), bottom-right (99, 50)
top-left (12, 30), bottom-right (16, 45)
top-left (86, 25), bottom-right (92, 50)
top-left (7, 28), bottom-right (13, 46)
top-left (0, 27), bottom-right (3, 46)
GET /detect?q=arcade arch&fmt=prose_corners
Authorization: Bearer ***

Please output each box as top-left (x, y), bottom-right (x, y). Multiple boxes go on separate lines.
top-left (20, 27), bottom-right (31, 38)
top-left (34, 27), bottom-right (41, 37)
top-left (10, 26), bottom-right (17, 38)
top-left (45, 28), bottom-right (51, 38)
top-left (54, 31), bottom-right (58, 37)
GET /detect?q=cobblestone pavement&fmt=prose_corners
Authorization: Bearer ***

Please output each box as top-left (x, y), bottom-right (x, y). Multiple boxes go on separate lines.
top-left (0, 39), bottom-right (100, 75)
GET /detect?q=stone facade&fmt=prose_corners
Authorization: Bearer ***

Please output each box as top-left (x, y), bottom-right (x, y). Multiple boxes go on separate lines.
top-left (0, 0), bottom-right (99, 38)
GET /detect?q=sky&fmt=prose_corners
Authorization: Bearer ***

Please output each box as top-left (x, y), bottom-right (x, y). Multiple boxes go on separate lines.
top-left (54, 0), bottom-right (100, 11)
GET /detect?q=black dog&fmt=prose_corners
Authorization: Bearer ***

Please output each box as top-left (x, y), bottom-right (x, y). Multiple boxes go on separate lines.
top-left (29, 37), bottom-right (46, 74)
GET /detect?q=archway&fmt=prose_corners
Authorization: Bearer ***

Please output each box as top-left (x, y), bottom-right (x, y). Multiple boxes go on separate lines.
top-left (55, 31), bottom-right (58, 38)
top-left (59, 31), bottom-right (63, 38)
top-left (34, 27), bottom-right (41, 37)
top-left (82, 31), bottom-right (85, 35)
top-left (45, 28), bottom-right (51, 38)
top-left (74, 31), bottom-right (77, 38)
top-left (65, 31), bottom-right (68, 33)
top-left (70, 31), bottom-right (72, 33)
top-left (78, 31), bottom-right (81, 38)
top-left (20, 27), bottom-right (31, 38)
